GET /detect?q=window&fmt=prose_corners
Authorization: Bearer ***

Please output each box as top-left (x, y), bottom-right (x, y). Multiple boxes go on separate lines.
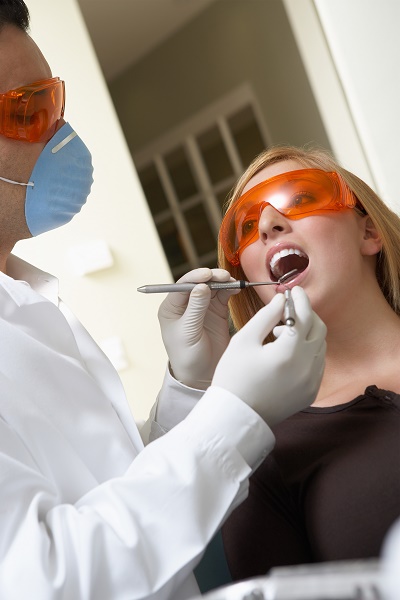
top-left (134, 86), bottom-right (269, 279)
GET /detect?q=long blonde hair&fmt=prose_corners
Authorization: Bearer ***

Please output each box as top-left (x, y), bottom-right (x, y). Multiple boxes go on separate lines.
top-left (218, 145), bottom-right (400, 330)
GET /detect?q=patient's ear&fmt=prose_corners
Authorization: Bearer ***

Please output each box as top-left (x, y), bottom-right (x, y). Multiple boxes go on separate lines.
top-left (360, 216), bottom-right (382, 256)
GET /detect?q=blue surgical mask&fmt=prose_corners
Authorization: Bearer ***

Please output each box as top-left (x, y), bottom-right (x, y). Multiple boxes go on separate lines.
top-left (0, 122), bottom-right (94, 236)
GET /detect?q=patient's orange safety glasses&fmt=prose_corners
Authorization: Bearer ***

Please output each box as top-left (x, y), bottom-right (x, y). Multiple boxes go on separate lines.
top-left (219, 168), bottom-right (359, 266)
top-left (0, 77), bottom-right (65, 142)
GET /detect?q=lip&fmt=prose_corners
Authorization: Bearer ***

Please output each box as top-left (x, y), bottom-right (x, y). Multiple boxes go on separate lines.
top-left (266, 241), bottom-right (309, 290)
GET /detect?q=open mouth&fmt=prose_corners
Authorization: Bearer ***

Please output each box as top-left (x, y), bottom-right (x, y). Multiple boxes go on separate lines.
top-left (269, 248), bottom-right (309, 282)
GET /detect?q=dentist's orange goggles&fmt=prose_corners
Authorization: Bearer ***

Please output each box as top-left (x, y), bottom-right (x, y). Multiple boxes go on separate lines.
top-left (219, 168), bottom-right (358, 266)
top-left (0, 77), bottom-right (65, 142)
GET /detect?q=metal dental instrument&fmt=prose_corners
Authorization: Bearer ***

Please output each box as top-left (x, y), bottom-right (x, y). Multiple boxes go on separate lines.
top-left (137, 269), bottom-right (298, 294)
top-left (284, 288), bottom-right (296, 327)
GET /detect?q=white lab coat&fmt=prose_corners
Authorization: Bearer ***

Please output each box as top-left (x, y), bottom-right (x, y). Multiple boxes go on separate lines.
top-left (0, 255), bottom-right (274, 600)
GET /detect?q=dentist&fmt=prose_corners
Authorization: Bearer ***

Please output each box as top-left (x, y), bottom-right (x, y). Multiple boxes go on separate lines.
top-left (0, 2), bottom-right (326, 599)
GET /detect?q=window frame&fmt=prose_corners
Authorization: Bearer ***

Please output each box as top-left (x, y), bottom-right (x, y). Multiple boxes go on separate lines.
top-left (133, 84), bottom-right (270, 279)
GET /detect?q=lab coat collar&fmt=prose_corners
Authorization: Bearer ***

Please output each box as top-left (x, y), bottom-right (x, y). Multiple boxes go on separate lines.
top-left (5, 254), bottom-right (59, 305)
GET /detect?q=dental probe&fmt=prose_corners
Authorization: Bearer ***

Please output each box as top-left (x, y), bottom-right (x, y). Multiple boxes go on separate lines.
top-left (284, 289), bottom-right (296, 327)
top-left (137, 270), bottom-right (298, 294)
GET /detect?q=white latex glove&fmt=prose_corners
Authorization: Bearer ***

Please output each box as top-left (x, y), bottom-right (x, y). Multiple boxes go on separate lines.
top-left (212, 286), bottom-right (327, 427)
top-left (158, 268), bottom-right (239, 389)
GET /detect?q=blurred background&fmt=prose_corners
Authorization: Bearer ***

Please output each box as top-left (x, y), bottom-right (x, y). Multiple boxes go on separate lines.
top-left (17, 0), bottom-right (400, 419)
top-left (78, 0), bottom-right (334, 281)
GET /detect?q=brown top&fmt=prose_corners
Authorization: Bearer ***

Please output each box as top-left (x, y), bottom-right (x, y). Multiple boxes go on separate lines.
top-left (222, 386), bottom-right (400, 581)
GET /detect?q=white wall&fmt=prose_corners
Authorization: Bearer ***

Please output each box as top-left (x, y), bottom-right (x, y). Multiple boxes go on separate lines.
top-left (314, 0), bottom-right (400, 213)
top-left (283, 0), bottom-right (400, 214)
top-left (15, 0), bottom-right (172, 420)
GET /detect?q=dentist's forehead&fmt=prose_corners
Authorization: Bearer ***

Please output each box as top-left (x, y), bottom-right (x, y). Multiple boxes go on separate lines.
top-left (0, 25), bottom-right (52, 93)
top-left (242, 159), bottom-right (303, 195)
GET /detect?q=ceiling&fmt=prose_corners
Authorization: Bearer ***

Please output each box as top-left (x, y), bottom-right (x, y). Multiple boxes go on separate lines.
top-left (77, 0), bottom-right (218, 82)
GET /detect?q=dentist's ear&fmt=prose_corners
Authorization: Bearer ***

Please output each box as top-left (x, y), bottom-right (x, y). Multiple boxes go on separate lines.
top-left (360, 215), bottom-right (382, 256)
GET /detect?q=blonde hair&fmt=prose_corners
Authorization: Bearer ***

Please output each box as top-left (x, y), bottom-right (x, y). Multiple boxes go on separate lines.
top-left (218, 144), bottom-right (400, 330)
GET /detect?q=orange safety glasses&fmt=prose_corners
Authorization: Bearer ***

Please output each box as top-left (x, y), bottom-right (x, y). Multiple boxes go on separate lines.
top-left (0, 77), bottom-right (65, 143)
top-left (219, 168), bottom-right (359, 266)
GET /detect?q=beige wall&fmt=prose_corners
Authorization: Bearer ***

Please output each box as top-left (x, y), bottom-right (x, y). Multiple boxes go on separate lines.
top-left (109, 0), bottom-right (331, 156)
top-left (14, 0), bottom-right (172, 420)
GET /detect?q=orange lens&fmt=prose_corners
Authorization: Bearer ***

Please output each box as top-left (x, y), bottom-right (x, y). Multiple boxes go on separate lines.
top-left (219, 169), bottom-right (357, 265)
top-left (0, 77), bottom-right (65, 142)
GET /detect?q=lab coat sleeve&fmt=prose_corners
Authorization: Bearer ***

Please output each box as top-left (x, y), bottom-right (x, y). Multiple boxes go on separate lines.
top-left (140, 366), bottom-right (205, 445)
top-left (0, 384), bottom-right (274, 600)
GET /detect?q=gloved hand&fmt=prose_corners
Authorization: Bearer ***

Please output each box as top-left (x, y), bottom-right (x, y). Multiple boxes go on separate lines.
top-left (158, 268), bottom-right (239, 389)
top-left (212, 286), bottom-right (327, 427)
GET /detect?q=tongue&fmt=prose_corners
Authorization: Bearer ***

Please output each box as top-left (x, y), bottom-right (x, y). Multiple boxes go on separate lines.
top-left (272, 254), bottom-right (309, 280)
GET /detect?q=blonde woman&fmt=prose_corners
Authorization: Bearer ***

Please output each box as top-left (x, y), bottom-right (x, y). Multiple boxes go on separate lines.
top-left (217, 145), bottom-right (400, 579)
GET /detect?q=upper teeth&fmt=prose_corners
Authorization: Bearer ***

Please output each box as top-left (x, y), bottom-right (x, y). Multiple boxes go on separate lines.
top-left (270, 248), bottom-right (307, 270)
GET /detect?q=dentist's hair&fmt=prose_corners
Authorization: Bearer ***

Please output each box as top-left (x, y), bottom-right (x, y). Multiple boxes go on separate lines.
top-left (0, 0), bottom-right (30, 32)
top-left (218, 144), bottom-right (400, 331)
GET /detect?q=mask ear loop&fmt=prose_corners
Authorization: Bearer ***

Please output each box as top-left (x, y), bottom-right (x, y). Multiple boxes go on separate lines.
top-left (0, 127), bottom-right (75, 190)
top-left (0, 175), bottom-right (34, 187)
